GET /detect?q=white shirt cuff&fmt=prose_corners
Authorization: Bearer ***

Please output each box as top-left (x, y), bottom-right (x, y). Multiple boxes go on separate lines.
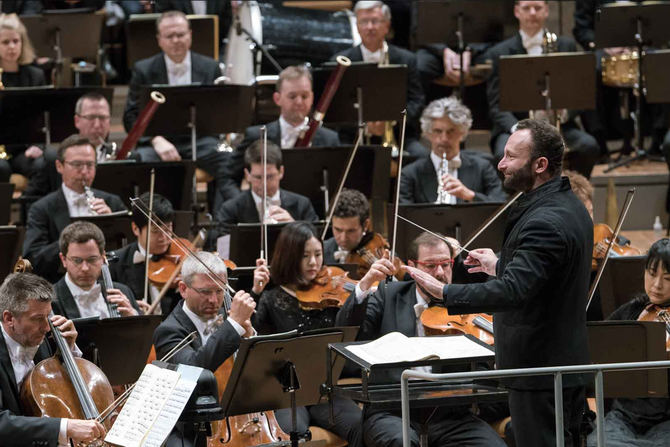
top-left (227, 318), bottom-right (246, 337)
top-left (354, 283), bottom-right (371, 303)
top-left (59, 418), bottom-right (68, 446)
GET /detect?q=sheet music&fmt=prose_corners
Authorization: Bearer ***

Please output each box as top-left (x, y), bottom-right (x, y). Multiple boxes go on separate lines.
top-left (105, 363), bottom-right (198, 447)
top-left (418, 335), bottom-right (494, 359)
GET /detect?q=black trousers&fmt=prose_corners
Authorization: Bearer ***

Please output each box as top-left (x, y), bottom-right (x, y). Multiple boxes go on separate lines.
top-left (508, 386), bottom-right (585, 447)
top-left (274, 397), bottom-right (363, 447)
top-left (363, 406), bottom-right (505, 447)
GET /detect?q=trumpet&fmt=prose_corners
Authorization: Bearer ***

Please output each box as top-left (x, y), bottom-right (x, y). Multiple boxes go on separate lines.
top-left (83, 181), bottom-right (98, 215)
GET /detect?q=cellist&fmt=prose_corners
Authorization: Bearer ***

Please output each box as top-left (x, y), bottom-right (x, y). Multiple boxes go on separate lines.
top-left (0, 272), bottom-right (105, 446)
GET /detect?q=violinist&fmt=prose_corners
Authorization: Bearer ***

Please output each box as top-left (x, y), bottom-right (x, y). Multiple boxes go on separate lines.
top-left (335, 232), bottom-right (506, 447)
top-left (52, 221), bottom-right (140, 319)
top-left (586, 238), bottom-right (670, 446)
top-left (107, 192), bottom-right (180, 314)
top-left (251, 221), bottom-right (362, 447)
top-left (153, 251), bottom-right (256, 446)
top-left (0, 272), bottom-right (105, 446)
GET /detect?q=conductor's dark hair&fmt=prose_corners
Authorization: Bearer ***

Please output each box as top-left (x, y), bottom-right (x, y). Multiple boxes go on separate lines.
top-left (57, 134), bottom-right (95, 161)
top-left (514, 119), bottom-right (564, 177)
top-left (333, 188), bottom-right (369, 226)
top-left (646, 238), bottom-right (670, 275)
top-left (244, 139), bottom-right (283, 170)
top-left (270, 222), bottom-right (321, 290)
top-left (131, 192), bottom-right (175, 229)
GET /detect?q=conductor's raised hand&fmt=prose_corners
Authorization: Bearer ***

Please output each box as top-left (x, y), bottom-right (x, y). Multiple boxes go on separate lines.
top-left (464, 248), bottom-right (498, 276)
top-left (405, 266), bottom-right (445, 301)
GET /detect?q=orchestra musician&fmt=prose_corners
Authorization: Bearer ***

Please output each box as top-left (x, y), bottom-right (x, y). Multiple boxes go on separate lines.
top-left (152, 251), bottom-right (256, 446)
top-left (52, 221), bottom-right (140, 319)
top-left (123, 10), bottom-right (230, 209)
top-left (223, 65), bottom-right (341, 200)
top-left (399, 96), bottom-right (507, 204)
top-left (407, 119), bottom-right (592, 447)
top-left (333, 0), bottom-right (426, 159)
top-left (0, 13), bottom-right (47, 185)
top-left (251, 221), bottom-right (362, 447)
top-left (107, 192), bottom-right (181, 315)
top-left (586, 238), bottom-right (670, 446)
top-left (26, 92), bottom-right (115, 198)
top-left (486, 0), bottom-right (599, 178)
top-left (215, 140), bottom-right (318, 226)
top-left (335, 231), bottom-right (506, 447)
top-left (0, 272), bottom-right (106, 446)
top-left (22, 135), bottom-right (127, 283)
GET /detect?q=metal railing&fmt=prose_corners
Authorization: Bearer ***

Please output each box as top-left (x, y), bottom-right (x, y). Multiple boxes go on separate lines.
top-left (401, 360), bottom-right (670, 447)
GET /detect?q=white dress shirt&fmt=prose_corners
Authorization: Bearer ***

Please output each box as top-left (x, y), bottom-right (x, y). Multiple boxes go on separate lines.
top-left (520, 30), bottom-right (543, 56)
top-left (182, 302), bottom-right (245, 345)
top-left (279, 116), bottom-right (307, 148)
top-left (251, 189), bottom-right (281, 223)
top-left (165, 51), bottom-right (192, 86)
top-left (431, 152), bottom-right (461, 205)
top-left (62, 184), bottom-right (95, 217)
top-left (64, 273), bottom-right (110, 319)
top-left (360, 43), bottom-right (383, 64)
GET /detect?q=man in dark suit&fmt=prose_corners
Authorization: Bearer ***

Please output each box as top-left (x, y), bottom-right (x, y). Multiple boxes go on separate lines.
top-left (486, 0), bottom-right (599, 178)
top-left (223, 65), bottom-right (341, 200)
top-left (123, 10), bottom-right (229, 209)
top-left (334, 1), bottom-right (426, 159)
top-left (408, 119), bottom-right (592, 447)
top-left (0, 272), bottom-right (106, 446)
top-left (400, 96), bottom-right (506, 204)
top-left (215, 140), bottom-right (318, 227)
top-left (153, 251), bottom-right (256, 446)
top-left (52, 221), bottom-right (140, 319)
top-left (23, 135), bottom-right (127, 283)
top-left (108, 192), bottom-right (181, 315)
top-left (336, 232), bottom-right (505, 447)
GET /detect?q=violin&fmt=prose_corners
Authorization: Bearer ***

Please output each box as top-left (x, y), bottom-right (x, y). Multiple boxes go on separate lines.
top-left (420, 306), bottom-right (495, 345)
top-left (294, 266), bottom-right (357, 310)
top-left (637, 303), bottom-right (670, 351)
top-left (592, 223), bottom-right (641, 270)
top-left (148, 237), bottom-right (195, 288)
top-left (346, 232), bottom-right (405, 281)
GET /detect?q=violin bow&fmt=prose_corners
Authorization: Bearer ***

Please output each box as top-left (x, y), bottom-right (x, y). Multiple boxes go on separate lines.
top-left (586, 188), bottom-right (635, 312)
top-left (261, 125), bottom-right (268, 263)
top-left (389, 110), bottom-right (408, 267)
top-left (142, 169), bottom-right (156, 309)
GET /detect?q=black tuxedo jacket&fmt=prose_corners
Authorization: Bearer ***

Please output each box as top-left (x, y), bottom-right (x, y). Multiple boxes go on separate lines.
top-left (153, 300), bottom-right (240, 371)
top-left (51, 276), bottom-right (140, 319)
top-left (334, 44), bottom-right (425, 139)
top-left (486, 33), bottom-right (578, 140)
top-left (22, 188), bottom-right (127, 283)
top-left (107, 241), bottom-right (181, 315)
top-left (215, 189), bottom-right (318, 226)
top-left (123, 51), bottom-right (221, 132)
top-left (0, 334), bottom-right (61, 446)
top-left (222, 119), bottom-right (341, 200)
top-left (399, 151), bottom-right (507, 204)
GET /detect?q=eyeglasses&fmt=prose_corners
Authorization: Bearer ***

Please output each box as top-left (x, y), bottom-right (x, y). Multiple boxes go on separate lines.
top-left (77, 114), bottom-right (110, 122)
top-left (358, 18), bottom-right (385, 27)
top-left (187, 285), bottom-right (226, 298)
top-left (159, 31), bottom-right (190, 41)
top-left (411, 259), bottom-right (455, 270)
top-left (66, 255), bottom-right (103, 267)
top-left (63, 160), bottom-right (96, 170)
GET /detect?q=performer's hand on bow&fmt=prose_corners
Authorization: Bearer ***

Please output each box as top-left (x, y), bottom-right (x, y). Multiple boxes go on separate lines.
top-left (252, 258), bottom-right (270, 295)
top-left (229, 290), bottom-right (256, 327)
top-left (67, 419), bottom-right (106, 445)
top-left (359, 250), bottom-right (395, 293)
top-left (463, 248), bottom-right (498, 276)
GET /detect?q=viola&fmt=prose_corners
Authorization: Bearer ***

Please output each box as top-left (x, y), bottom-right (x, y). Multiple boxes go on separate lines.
top-left (346, 232), bottom-right (405, 281)
top-left (147, 237), bottom-right (194, 288)
top-left (294, 266), bottom-right (358, 310)
top-left (592, 223), bottom-right (641, 270)
top-left (420, 306), bottom-right (495, 346)
top-left (637, 303), bottom-right (670, 351)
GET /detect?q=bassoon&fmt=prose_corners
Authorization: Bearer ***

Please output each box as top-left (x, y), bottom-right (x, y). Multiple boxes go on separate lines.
top-left (115, 91), bottom-right (166, 159)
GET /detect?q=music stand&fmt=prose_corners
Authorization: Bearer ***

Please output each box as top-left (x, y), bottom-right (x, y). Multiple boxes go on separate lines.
top-left (643, 50), bottom-right (670, 104)
top-left (73, 315), bottom-right (162, 386)
top-left (0, 183), bottom-right (14, 225)
top-left (22, 10), bottom-right (105, 86)
top-left (388, 202), bottom-right (507, 260)
top-left (597, 255), bottom-right (646, 319)
top-left (594, 2), bottom-right (670, 171)
top-left (0, 87), bottom-right (113, 145)
top-left (0, 226), bottom-right (24, 284)
top-left (281, 146), bottom-right (391, 218)
top-left (587, 320), bottom-right (667, 398)
top-left (71, 213), bottom-right (134, 250)
top-left (93, 160), bottom-right (195, 211)
top-left (220, 327), bottom-right (358, 447)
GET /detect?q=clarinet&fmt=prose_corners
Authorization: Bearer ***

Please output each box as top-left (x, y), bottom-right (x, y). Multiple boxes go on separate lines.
top-left (83, 181), bottom-right (98, 215)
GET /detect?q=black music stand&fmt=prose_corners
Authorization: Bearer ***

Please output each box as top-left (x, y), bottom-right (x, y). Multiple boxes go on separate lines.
top-left (388, 202), bottom-right (507, 260)
top-left (73, 315), bottom-right (162, 386)
top-left (587, 321), bottom-right (667, 398)
top-left (0, 183), bottom-right (14, 225)
top-left (220, 327), bottom-right (358, 447)
top-left (71, 213), bottom-right (134, 251)
top-left (597, 255), bottom-right (646, 319)
top-left (93, 160), bottom-right (195, 211)
top-left (411, 0), bottom-right (515, 98)
top-left (0, 87), bottom-right (113, 145)
top-left (0, 226), bottom-right (24, 284)
top-left (643, 50), bottom-right (670, 104)
top-left (281, 146), bottom-right (391, 218)
top-left (594, 2), bottom-right (670, 171)
top-left (22, 10), bottom-right (104, 86)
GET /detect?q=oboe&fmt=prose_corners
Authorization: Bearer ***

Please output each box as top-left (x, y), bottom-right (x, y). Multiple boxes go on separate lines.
top-left (83, 181), bottom-right (98, 215)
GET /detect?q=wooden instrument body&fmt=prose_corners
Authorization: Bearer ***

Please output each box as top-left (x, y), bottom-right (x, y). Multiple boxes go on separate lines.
top-left (421, 307), bottom-right (495, 346)
top-left (295, 266), bottom-right (357, 310)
